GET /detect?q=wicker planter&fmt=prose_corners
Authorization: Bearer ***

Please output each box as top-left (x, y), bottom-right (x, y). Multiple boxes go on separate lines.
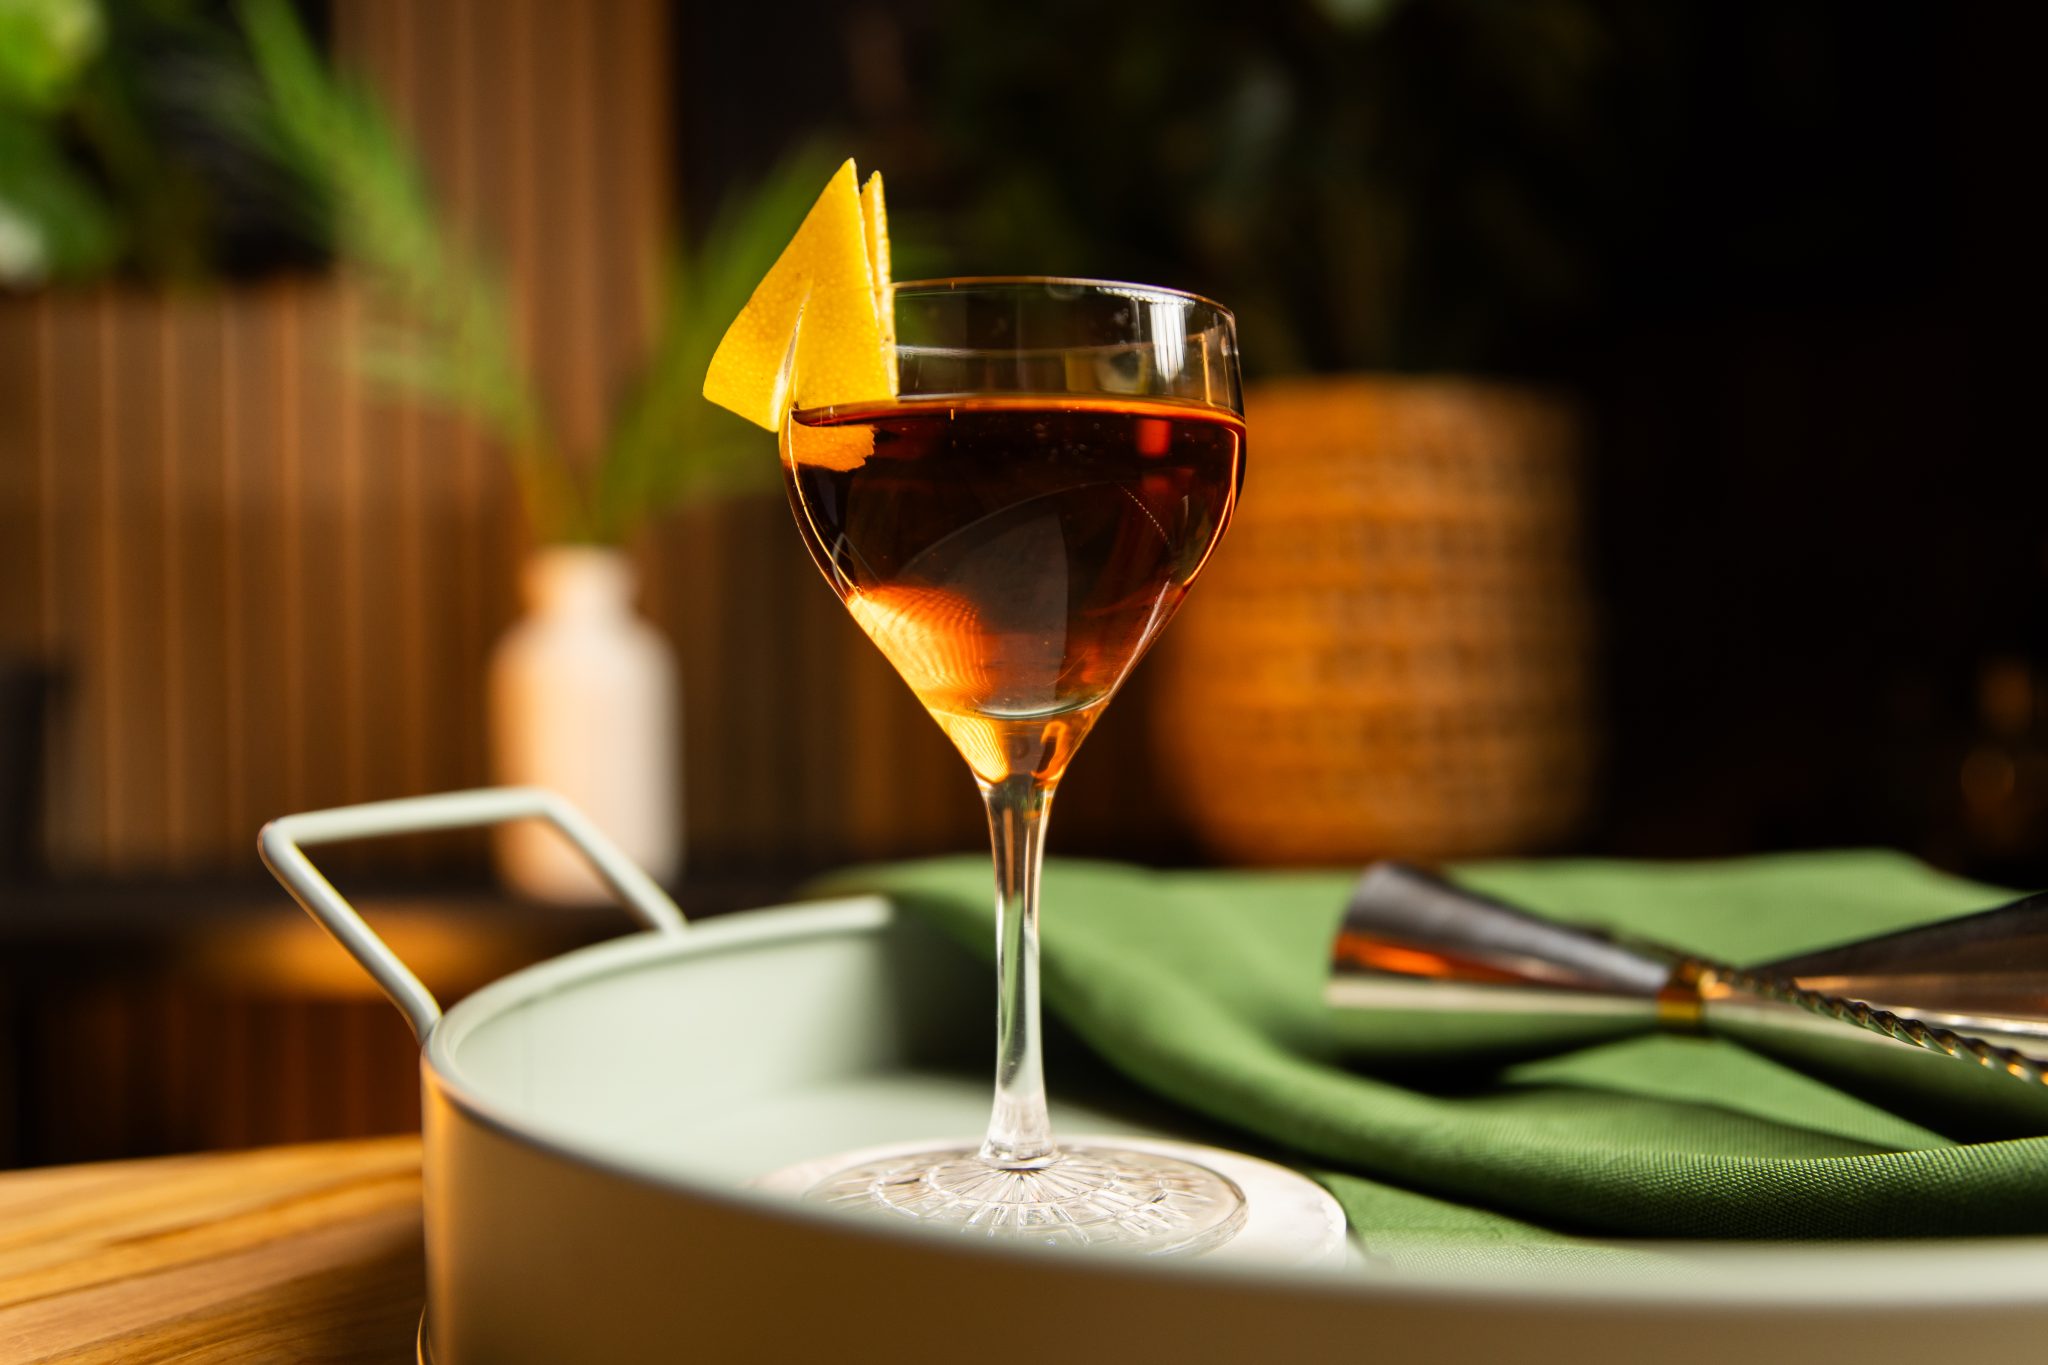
top-left (1151, 376), bottom-right (1594, 865)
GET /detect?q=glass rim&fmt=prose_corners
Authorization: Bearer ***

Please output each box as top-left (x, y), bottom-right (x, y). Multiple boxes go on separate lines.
top-left (890, 274), bottom-right (1236, 323)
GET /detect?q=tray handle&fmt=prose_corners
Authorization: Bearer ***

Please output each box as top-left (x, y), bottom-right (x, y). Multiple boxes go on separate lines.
top-left (259, 787), bottom-right (687, 1042)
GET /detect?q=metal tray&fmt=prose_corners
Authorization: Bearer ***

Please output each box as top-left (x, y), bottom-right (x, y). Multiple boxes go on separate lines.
top-left (262, 791), bottom-right (2048, 1364)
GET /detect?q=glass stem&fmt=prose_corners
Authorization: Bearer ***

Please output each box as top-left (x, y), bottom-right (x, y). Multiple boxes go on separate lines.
top-left (978, 773), bottom-right (1057, 1167)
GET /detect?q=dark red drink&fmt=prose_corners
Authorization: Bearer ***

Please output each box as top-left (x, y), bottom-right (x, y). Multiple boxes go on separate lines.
top-left (783, 395), bottom-right (1243, 783)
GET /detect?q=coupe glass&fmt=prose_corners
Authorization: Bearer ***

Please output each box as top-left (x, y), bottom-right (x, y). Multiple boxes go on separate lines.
top-left (777, 277), bottom-right (1247, 1253)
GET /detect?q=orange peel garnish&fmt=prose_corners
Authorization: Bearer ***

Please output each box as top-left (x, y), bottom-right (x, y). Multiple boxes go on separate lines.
top-left (703, 159), bottom-right (896, 432)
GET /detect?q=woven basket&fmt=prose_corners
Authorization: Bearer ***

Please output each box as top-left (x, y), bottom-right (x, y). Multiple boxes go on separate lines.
top-left (1151, 376), bottom-right (1595, 865)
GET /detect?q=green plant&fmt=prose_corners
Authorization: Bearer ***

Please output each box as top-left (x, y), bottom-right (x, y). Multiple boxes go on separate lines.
top-left (589, 155), bottom-right (839, 543)
top-left (237, 0), bottom-right (810, 543)
top-left (0, 0), bottom-right (119, 281)
top-left (1, 0), bottom-right (313, 286)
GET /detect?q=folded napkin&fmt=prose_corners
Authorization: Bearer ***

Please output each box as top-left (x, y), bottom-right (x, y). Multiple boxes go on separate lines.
top-left (812, 850), bottom-right (2048, 1245)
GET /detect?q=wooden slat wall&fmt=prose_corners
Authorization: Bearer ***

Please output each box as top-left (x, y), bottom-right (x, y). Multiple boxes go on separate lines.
top-left (0, 0), bottom-right (1099, 882)
top-left (0, 0), bottom-right (647, 877)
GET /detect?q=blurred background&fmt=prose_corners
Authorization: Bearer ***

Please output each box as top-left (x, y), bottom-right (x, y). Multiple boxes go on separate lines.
top-left (0, 0), bottom-right (2038, 1165)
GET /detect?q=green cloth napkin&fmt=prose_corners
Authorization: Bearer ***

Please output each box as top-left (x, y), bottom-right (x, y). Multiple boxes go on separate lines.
top-left (811, 851), bottom-right (2048, 1244)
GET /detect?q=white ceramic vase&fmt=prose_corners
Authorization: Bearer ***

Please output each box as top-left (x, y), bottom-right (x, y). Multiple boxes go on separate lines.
top-left (488, 546), bottom-right (680, 903)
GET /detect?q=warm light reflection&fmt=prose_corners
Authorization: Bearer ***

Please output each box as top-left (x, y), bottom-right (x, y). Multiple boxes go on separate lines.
top-left (846, 584), bottom-right (1101, 783)
top-left (1331, 932), bottom-right (1540, 986)
top-left (182, 908), bottom-right (518, 999)
top-left (930, 707), bottom-right (1097, 787)
top-left (846, 584), bottom-right (993, 707)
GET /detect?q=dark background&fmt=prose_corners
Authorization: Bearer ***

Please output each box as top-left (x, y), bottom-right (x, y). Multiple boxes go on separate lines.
top-left (686, 0), bottom-right (2045, 883)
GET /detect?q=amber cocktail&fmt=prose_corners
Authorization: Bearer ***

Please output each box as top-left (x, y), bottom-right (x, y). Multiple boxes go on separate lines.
top-left (784, 392), bottom-right (1242, 785)
top-left (775, 278), bottom-right (1250, 1252)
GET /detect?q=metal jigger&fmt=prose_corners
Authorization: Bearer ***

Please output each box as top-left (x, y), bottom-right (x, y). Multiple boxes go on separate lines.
top-left (1327, 863), bottom-right (2048, 1141)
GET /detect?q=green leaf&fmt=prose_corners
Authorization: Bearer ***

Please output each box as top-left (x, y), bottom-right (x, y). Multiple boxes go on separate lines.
top-left (234, 0), bottom-right (585, 540)
top-left (591, 142), bottom-right (840, 540)
top-left (0, 109), bottom-right (119, 283)
top-left (0, 0), bottom-right (104, 112)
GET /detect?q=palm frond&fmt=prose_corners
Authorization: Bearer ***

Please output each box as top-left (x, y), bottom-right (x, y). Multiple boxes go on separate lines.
top-left (237, 0), bottom-right (834, 545)
top-left (236, 0), bottom-right (585, 540)
top-left (591, 144), bottom-right (840, 541)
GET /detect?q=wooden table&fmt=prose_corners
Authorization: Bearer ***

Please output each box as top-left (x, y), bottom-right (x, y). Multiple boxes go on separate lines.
top-left (0, 1137), bottom-right (425, 1364)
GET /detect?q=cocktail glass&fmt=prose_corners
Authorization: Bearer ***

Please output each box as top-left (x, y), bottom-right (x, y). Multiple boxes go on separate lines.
top-left (778, 277), bottom-right (1247, 1253)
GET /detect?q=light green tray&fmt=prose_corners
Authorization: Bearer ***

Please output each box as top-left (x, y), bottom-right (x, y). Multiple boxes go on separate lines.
top-left (262, 790), bottom-right (2048, 1365)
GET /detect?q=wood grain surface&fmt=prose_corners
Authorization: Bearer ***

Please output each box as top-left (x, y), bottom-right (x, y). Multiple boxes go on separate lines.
top-left (0, 1137), bottom-right (425, 1364)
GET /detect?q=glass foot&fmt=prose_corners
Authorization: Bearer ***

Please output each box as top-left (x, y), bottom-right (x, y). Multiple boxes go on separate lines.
top-left (801, 1144), bottom-right (1248, 1255)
